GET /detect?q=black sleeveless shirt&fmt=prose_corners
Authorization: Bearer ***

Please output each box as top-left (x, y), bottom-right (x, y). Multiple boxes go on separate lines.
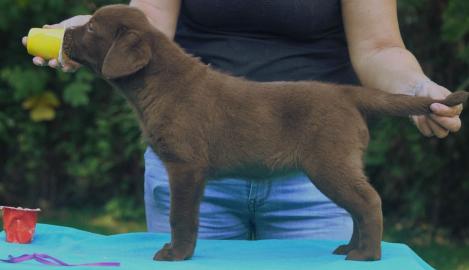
top-left (175, 0), bottom-right (359, 84)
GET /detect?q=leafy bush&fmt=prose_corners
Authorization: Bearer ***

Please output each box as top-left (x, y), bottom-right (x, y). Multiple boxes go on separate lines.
top-left (0, 0), bottom-right (140, 211)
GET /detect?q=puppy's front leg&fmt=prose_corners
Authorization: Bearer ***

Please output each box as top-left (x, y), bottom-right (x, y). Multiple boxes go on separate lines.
top-left (154, 162), bottom-right (207, 261)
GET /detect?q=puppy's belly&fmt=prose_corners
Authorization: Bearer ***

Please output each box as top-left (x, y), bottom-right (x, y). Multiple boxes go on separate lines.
top-left (208, 163), bottom-right (303, 181)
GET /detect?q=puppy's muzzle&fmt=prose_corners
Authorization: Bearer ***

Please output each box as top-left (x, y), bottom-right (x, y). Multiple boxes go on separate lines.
top-left (62, 28), bottom-right (78, 63)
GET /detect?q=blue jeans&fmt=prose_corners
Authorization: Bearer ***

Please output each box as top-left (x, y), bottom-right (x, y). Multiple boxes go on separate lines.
top-left (144, 147), bottom-right (352, 240)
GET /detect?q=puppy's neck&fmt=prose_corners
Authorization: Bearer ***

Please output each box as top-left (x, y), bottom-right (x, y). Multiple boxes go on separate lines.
top-left (112, 29), bottom-right (209, 95)
top-left (149, 30), bottom-right (209, 77)
top-left (109, 29), bottom-right (210, 128)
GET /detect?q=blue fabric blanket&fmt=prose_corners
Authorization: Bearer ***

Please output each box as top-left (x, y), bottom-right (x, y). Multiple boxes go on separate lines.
top-left (0, 224), bottom-right (433, 270)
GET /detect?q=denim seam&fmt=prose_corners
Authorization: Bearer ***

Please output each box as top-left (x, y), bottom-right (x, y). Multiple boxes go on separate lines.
top-left (247, 181), bottom-right (257, 215)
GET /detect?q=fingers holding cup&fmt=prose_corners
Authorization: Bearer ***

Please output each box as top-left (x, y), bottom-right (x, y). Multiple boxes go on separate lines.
top-left (23, 37), bottom-right (47, 67)
top-left (26, 28), bottom-right (65, 60)
top-left (25, 27), bottom-right (80, 72)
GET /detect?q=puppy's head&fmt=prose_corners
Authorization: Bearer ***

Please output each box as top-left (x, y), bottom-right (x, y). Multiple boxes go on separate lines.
top-left (63, 5), bottom-right (152, 79)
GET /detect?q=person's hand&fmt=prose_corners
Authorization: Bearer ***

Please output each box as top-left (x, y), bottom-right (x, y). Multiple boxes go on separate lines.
top-left (411, 79), bottom-right (463, 138)
top-left (22, 15), bottom-right (91, 72)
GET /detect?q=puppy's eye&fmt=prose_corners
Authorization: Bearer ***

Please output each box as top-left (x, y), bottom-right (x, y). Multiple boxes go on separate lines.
top-left (87, 23), bottom-right (94, 33)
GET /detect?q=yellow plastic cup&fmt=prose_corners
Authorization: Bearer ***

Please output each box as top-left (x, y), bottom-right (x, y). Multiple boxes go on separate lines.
top-left (26, 28), bottom-right (65, 60)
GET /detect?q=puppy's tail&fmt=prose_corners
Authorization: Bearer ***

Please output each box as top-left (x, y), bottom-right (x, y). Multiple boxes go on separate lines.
top-left (354, 88), bottom-right (469, 117)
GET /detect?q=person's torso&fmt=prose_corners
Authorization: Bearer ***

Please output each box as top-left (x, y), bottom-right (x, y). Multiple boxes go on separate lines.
top-left (175, 0), bottom-right (359, 84)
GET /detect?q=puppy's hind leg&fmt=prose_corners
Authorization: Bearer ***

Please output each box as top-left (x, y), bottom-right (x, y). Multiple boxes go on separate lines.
top-left (154, 162), bottom-right (207, 261)
top-left (302, 152), bottom-right (382, 261)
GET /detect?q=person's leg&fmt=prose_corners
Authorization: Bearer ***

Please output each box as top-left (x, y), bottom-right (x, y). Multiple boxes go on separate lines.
top-left (254, 172), bottom-right (353, 240)
top-left (144, 147), bottom-right (171, 233)
top-left (144, 146), bottom-right (251, 240)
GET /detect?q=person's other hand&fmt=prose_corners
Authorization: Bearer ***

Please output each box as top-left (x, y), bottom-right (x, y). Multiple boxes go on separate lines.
top-left (22, 15), bottom-right (91, 72)
top-left (411, 79), bottom-right (463, 138)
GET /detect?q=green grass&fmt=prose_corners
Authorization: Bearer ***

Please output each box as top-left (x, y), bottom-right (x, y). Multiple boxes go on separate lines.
top-left (3, 208), bottom-right (468, 269)
top-left (38, 207), bottom-right (147, 235)
top-left (384, 220), bottom-right (469, 270)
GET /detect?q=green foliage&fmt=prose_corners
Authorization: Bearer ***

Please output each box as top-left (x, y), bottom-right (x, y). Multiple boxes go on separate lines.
top-left (384, 220), bottom-right (469, 270)
top-left (37, 208), bottom-right (146, 235)
top-left (0, 0), bottom-right (138, 210)
top-left (62, 70), bottom-right (93, 106)
top-left (1, 66), bottom-right (48, 100)
top-left (105, 197), bottom-right (145, 221)
top-left (442, 0), bottom-right (469, 82)
top-left (442, 0), bottom-right (469, 43)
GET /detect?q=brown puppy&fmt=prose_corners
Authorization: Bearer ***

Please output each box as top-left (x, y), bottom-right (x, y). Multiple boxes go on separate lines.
top-left (62, 5), bottom-right (468, 262)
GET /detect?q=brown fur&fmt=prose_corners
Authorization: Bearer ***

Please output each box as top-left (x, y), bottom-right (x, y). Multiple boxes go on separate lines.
top-left (63, 5), bottom-right (469, 262)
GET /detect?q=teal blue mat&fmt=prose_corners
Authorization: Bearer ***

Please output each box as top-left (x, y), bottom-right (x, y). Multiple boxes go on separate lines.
top-left (0, 224), bottom-right (433, 270)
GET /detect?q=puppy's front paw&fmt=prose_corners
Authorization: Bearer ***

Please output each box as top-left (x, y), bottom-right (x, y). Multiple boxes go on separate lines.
top-left (333, 244), bottom-right (355, 255)
top-left (153, 243), bottom-right (193, 261)
top-left (345, 249), bottom-right (381, 261)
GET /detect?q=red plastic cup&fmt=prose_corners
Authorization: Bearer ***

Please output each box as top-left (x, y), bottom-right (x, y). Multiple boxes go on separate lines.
top-left (1, 206), bottom-right (41, 244)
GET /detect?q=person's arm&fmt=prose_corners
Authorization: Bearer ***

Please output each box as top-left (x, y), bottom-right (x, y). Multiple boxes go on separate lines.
top-left (130, 0), bottom-right (181, 39)
top-left (342, 0), bottom-right (463, 138)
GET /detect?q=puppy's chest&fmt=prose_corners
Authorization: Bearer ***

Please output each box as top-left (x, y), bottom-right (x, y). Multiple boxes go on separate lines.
top-left (142, 123), bottom-right (180, 162)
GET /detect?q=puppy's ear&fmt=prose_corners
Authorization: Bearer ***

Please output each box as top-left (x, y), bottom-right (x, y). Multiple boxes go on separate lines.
top-left (101, 28), bottom-right (151, 79)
